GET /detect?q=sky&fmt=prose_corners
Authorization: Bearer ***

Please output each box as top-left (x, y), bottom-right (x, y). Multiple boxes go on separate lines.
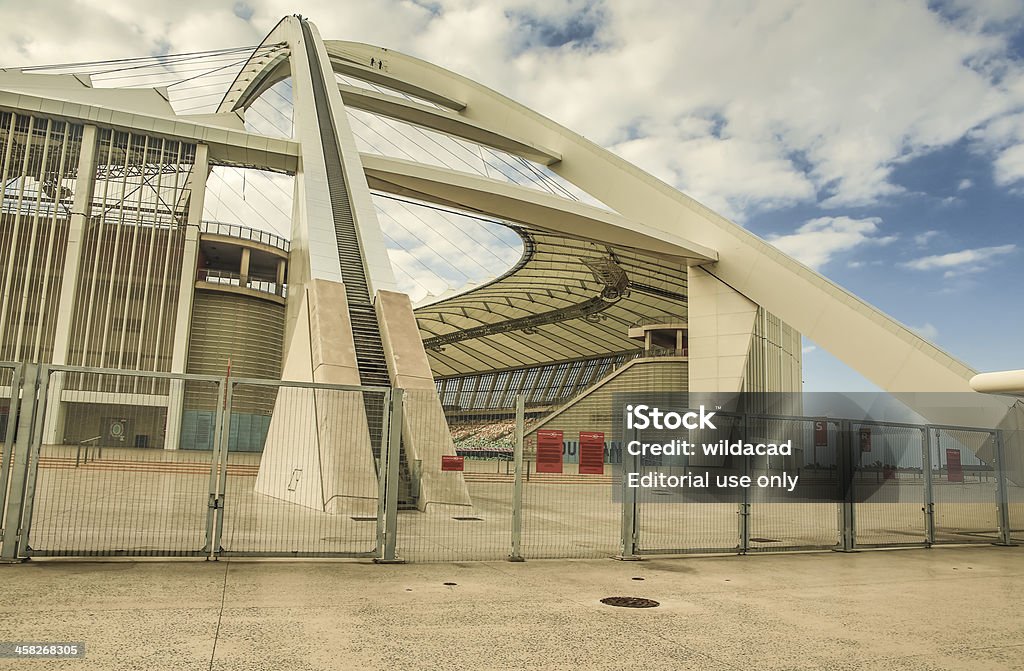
top-left (2, 0), bottom-right (1022, 391)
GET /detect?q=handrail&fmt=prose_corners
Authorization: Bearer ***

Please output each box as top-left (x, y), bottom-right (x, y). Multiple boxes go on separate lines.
top-left (75, 436), bottom-right (103, 467)
top-left (631, 316), bottom-right (687, 328)
top-left (199, 220), bottom-right (290, 252)
top-left (196, 268), bottom-right (288, 298)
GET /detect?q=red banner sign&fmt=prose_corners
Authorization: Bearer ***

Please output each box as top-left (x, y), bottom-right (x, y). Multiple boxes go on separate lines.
top-left (814, 420), bottom-right (828, 448)
top-left (536, 430), bottom-right (564, 474)
top-left (579, 431), bottom-right (605, 475)
top-left (859, 428), bottom-right (872, 452)
top-left (946, 449), bottom-right (963, 483)
top-left (441, 455), bottom-right (464, 472)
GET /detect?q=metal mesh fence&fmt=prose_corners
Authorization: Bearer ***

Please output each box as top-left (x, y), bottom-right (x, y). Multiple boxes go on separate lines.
top-left (636, 414), bottom-right (743, 555)
top-left (930, 427), bottom-right (1000, 544)
top-left (4, 367), bottom-right (1021, 562)
top-left (27, 368), bottom-right (220, 556)
top-left (747, 416), bottom-right (841, 552)
top-left (851, 422), bottom-right (928, 548)
top-left (519, 426), bottom-right (621, 559)
top-left (217, 381), bottom-right (385, 557)
top-left (396, 391), bottom-right (514, 562)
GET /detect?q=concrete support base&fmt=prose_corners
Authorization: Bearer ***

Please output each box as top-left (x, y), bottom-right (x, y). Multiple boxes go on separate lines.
top-left (375, 290), bottom-right (471, 510)
top-left (255, 280), bottom-right (378, 514)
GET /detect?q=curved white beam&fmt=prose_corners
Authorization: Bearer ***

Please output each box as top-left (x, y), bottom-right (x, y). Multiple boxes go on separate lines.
top-left (334, 39), bottom-right (984, 394)
top-left (360, 152), bottom-right (717, 264)
top-left (338, 84), bottom-right (561, 165)
top-left (971, 370), bottom-right (1024, 396)
top-left (325, 42), bottom-right (465, 111)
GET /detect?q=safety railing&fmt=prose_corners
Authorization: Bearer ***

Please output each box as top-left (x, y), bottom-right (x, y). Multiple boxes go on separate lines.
top-left (196, 268), bottom-right (287, 298)
top-left (200, 220), bottom-right (290, 252)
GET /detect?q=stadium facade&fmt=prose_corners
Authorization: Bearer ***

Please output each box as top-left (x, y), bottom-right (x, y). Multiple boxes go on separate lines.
top-left (0, 15), bottom-right (1011, 509)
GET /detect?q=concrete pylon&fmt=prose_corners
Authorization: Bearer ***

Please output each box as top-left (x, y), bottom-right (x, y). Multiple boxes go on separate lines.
top-left (239, 16), bottom-right (469, 512)
top-left (254, 280), bottom-right (378, 515)
top-left (376, 290), bottom-right (471, 510)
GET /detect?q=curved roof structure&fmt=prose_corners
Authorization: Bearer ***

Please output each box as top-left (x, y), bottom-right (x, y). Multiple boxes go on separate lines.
top-left (414, 226), bottom-right (688, 377)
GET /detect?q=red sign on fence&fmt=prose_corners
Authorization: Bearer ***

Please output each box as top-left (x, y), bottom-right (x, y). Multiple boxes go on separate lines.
top-left (579, 431), bottom-right (605, 475)
top-left (814, 420), bottom-right (828, 448)
top-left (441, 455), bottom-right (464, 472)
top-left (859, 428), bottom-right (872, 452)
top-left (946, 449), bottom-right (963, 483)
top-left (536, 430), bottom-right (564, 474)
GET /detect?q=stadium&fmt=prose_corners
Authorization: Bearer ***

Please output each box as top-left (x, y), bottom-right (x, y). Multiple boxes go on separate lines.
top-left (0, 14), bottom-right (1020, 562)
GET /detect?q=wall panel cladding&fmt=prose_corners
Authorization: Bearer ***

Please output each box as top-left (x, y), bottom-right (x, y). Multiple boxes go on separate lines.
top-left (183, 289), bottom-right (284, 451)
top-left (65, 129), bottom-right (195, 396)
top-left (0, 112), bottom-right (81, 363)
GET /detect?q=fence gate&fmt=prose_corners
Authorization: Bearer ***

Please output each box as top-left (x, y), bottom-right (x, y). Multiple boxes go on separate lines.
top-left (745, 416), bottom-right (841, 553)
top-left (394, 390), bottom-right (517, 562)
top-left (849, 420), bottom-right (929, 548)
top-left (214, 378), bottom-right (388, 558)
top-left (17, 366), bottom-right (224, 557)
top-left (928, 426), bottom-right (1003, 544)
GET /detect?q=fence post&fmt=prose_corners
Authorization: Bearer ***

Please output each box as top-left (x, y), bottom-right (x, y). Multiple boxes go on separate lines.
top-left (738, 414), bottom-right (751, 554)
top-left (0, 363), bottom-right (24, 522)
top-left (16, 366), bottom-right (51, 552)
top-left (211, 379), bottom-right (234, 558)
top-left (1, 363), bottom-right (38, 562)
top-left (921, 426), bottom-right (935, 546)
top-left (376, 389), bottom-right (391, 557)
top-left (509, 395), bottom-right (525, 562)
top-left (992, 430), bottom-right (1016, 547)
top-left (617, 409), bottom-right (640, 560)
top-left (835, 419), bottom-right (857, 552)
top-left (204, 377), bottom-right (225, 558)
top-left (376, 388), bottom-right (404, 563)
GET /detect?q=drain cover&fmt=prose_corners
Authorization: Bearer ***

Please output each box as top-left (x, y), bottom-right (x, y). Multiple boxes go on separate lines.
top-left (600, 596), bottom-right (659, 608)
top-left (452, 516), bottom-right (484, 521)
top-left (749, 537), bottom-right (780, 543)
top-left (350, 516), bottom-right (376, 522)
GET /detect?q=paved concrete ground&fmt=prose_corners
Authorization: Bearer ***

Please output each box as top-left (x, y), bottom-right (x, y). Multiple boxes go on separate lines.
top-left (1, 545), bottom-right (1022, 670)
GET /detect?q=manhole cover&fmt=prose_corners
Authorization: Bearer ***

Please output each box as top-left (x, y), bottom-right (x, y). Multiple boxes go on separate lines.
top-left (452, 516), bottom-right (484, 521)
top-left (750, 537), bottom-right (780, 543)
top-left (350, 516), bottom-right (376, 522)
top-left (600, 596), bottom-right (659, 608)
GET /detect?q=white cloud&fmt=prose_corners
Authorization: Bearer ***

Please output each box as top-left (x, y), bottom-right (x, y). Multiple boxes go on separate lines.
top-left (903, 243), bottom-right (1017, 275)
top-left (767, 216), bottom-right (895, 270)
top-left (4, 1), bottom-right (1024, 221)
top-left (907, 322), bottom-right (939, 341)
top-left (957, 178), bottom-right (974, 191)
top-left (992, 143), bottom-right (1024, 185)
top-left (914, 230), bottom-right (940, 246)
